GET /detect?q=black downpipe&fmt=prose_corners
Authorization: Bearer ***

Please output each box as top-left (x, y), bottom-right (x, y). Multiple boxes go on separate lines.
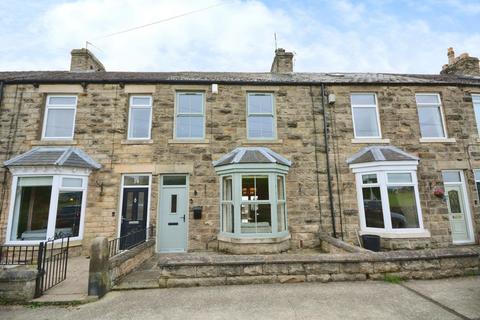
top-left (0, 81), bottom-right (4, 106)
top-left (321, 84), bottom-right (337, 238)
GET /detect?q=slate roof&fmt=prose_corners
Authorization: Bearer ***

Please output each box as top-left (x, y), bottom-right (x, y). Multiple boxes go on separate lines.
top-left (4, 147), bottom-right (101, 169)
top-left (347, 146), bottom-right (418, 165)
top-left (213, 147), bottom-right (292, 167)
top-left (0, 71), bottom-right (479, 86)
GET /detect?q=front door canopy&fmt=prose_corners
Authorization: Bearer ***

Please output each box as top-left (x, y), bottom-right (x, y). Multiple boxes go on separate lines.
top-left (4, 147), bottom-right (101, 170)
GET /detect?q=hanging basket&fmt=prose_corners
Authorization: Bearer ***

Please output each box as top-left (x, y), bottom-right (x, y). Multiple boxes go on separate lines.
top-left (433, 187), bottom-right (445, 199)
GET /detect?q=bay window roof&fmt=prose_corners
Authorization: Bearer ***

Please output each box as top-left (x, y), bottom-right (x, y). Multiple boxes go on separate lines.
top-left (213, 147), bottom-right (291, 168)
top-left (4, 147), bottom-right (101, 169)
top-left (347, 146), bottom-right (418, 165)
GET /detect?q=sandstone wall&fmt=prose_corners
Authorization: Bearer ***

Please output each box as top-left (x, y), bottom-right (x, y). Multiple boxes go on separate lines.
top-left (0, 83), bottom-right (478, 252)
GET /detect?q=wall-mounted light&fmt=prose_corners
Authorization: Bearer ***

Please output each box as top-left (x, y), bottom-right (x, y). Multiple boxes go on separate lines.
top-left (95, 180), bottom-right (104, 196)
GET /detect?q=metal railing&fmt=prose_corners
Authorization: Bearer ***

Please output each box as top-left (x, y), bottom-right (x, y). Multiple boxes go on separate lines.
top-left (0, 244), bottom-right (40, 265)
top-left (108, 225), bottom-right (154, 258)
top-left (35, 236), bottom-right (70, 298)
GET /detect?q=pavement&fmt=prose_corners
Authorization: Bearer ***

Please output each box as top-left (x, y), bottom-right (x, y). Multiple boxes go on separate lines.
top-left (1, 276), bottom-right (479, 320)
top-left (33, 256), bottom-right (91, 303)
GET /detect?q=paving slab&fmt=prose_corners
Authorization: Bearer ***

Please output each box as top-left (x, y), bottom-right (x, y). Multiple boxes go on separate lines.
top-left (32, 256), bottom-right (90, 303)
top-left (402, 276), bottom-right (480, 320)
top-left (1, 279), bottom-right (477, 320)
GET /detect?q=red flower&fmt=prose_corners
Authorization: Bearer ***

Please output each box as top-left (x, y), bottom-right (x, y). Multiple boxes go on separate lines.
top-left (433, 187), bottom-right (445, 198)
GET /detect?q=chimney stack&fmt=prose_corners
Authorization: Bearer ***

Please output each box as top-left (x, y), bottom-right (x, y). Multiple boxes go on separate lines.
top-left (441, 47), bottom-right (479, 76)
top-left (70, 48), bottom-right (105, 72)
top-left (270, 48), bottom-right (294, 73)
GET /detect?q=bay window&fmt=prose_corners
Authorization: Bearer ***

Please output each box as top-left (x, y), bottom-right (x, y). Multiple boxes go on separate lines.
top-left (355, 170), bottom-right (423, 234)
top-left (220, 172), bottom-right (287, 237)
top-left (8, 174), bottom-right (87, 243)
top-left (348, 146), bottom-right (426, 237)
top-left (214, 147), bottom-right (291, 245)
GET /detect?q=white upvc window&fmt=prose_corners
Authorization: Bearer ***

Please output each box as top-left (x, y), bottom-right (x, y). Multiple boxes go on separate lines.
top-left (42, 95), bottom-right (77, 140)
top-left (351, 93), bottom-right (381, 138)
top-left (219, 172), bottom-right (288, 237)
top-left (247, 93), bottom-right (276, 140)
top-left (128, 95), bottom-right (152, 140)
top-left (6, 172), bottom-right (88, 244)
top-left (175, 92), bottom-right (205, 139)
top-left (355, 170), bottom-right (424, 234)
top-left (474, 170), bottom-right (480, 201)
top-left (472, 94), bottom-right (480, 136)
top-left (415, 93), bottom-right (447, 138)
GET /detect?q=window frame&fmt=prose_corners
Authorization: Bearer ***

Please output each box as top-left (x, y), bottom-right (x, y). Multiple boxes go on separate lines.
top-left (474, 169), bottom-right (480, 201)
top-left (350, 93), bottom-right (382, 139)
top-left (219, 172), bottom-right (288, 238)
top-left (355, 169), bottom-right (425, 235)
top-left (127, 95), bottom-right (153, 140)
top-left (6, 172), bottom-right (88, 245)
top-left (415, 93), bottom-right (448, 139)
top-left (41, 95), bottom-right (78, 140)
top-left (472, 94), bottom-right (480, 137)
top-left (174, 91), bottom-right (205, 140)
top-left (246, 92), bottom-right (277, 140)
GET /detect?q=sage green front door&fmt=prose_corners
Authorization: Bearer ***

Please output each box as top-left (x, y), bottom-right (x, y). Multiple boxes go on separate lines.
top-left (443, 171), bottom-right (473, 244)
top-left (158, 176), bottom-right (188, 252)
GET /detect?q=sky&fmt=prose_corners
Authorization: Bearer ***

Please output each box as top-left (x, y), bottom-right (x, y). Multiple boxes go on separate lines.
top-left (0, 0), bottom-right (479, 74)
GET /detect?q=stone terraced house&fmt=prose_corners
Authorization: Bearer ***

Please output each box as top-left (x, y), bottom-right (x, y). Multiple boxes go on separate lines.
top-left (0, 47), bottom-right (479, 255)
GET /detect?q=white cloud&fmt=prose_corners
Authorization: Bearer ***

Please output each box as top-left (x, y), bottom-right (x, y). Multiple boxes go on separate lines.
top-left (0, 0), bottom-right (479, 74)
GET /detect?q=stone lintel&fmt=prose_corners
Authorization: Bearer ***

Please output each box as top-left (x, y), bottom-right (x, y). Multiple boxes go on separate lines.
top-left (124, 85), bottom-right (156, 94)
top-left (38, 84), bottom-right (84, 93)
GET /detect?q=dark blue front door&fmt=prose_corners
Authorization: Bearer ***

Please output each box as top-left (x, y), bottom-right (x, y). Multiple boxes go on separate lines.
top-left (120, 188), bottom-right (148, 249)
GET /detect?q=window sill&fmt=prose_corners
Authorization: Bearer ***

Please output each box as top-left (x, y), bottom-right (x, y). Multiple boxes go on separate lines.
top-left (121, 139), bottom-right (153, 145)
top-left (241, 139), bottom-right (283, 145)
top-left (4, 238), bottom-right (83, 247)
top-left (217, 233), bottom-right (290, 244)
top-left (351, 138), bottom-right (390, 144)
top-left (31, 140), bottom-right (78, 146)
top-left (419, 138), bottom-right (456, 143)
top-left (168, 139), bottom-right (210, 144)
top-left (359, 229), bottom-right (431, 239)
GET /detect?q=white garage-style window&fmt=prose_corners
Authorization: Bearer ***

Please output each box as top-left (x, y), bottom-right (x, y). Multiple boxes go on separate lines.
top-left (348, 146), bottom-right (429, 237)
top-left (214, 147), bottom-right (291, 239)
top-left (42, 95), bottom-right (78, 140)
top-left (175, 92), bottom-right (205, 139)
top-left (128, 95), bottom-right (152, 139)
top-left (4, 147), bottom-right (101, 244)
top-left (415, 93), bottom-right (447, 139)
top-left (351, 93), bottom-right (381, 138)
top-left (247, 93), bottom-right (276, 140)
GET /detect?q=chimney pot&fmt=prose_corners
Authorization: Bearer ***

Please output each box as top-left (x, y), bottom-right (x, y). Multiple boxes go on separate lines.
top-left (447, 47), bottom-right (455, 64)
top-left (70, 48), bottom-right (105, 72)
top-left (441, 47), bottom-right (479, 76)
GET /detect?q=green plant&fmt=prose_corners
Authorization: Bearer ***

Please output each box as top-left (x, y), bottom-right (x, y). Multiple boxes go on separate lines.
top-left (384, 274), bottom-right (404, 284)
